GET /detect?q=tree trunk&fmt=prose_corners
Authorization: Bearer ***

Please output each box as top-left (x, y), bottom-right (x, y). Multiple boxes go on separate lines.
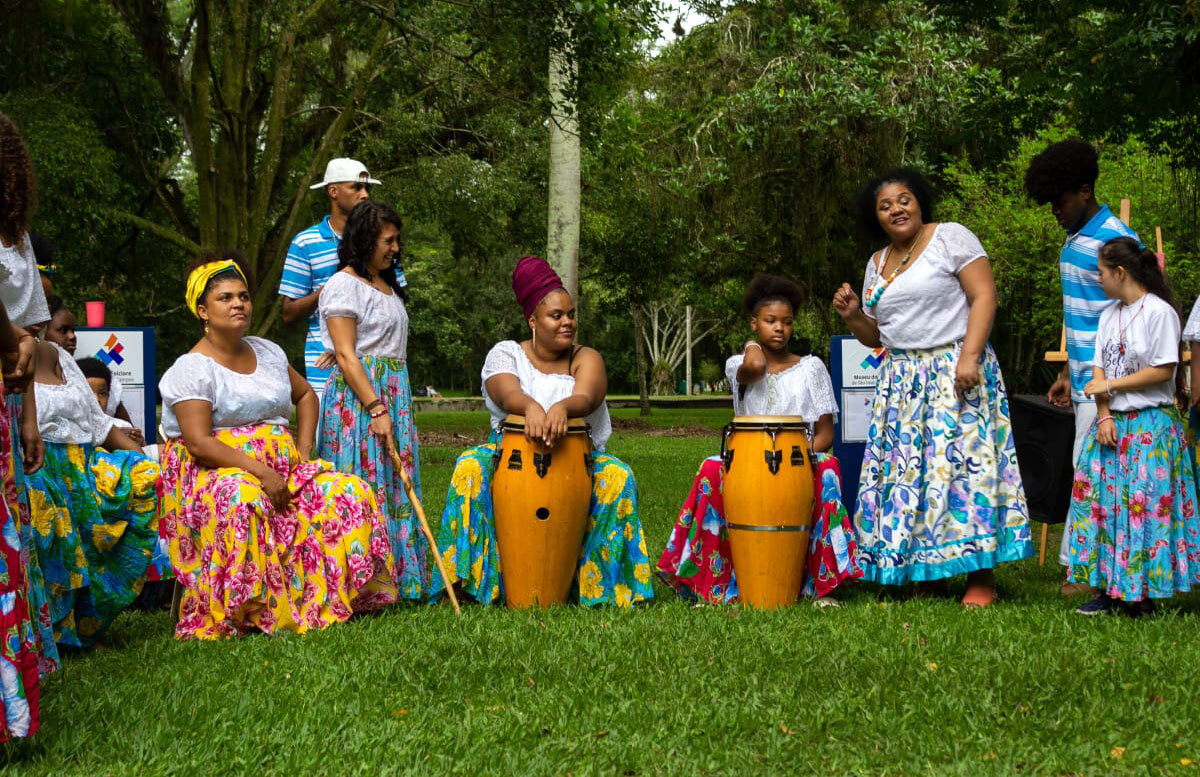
top-left (632, 299), bottom-right (651, 416)
top-left (546, 15), bottom-right (580, 300)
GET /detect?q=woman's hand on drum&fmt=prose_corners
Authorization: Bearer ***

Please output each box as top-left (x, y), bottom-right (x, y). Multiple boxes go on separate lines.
top-left (525, 402), bottom-right (568, 447)
top-left (258, 468), bottom-right (292, 512)
top-left (831, 283), bottom-right (861, 319)
top-left (954, 352), bottom-right (981, 397)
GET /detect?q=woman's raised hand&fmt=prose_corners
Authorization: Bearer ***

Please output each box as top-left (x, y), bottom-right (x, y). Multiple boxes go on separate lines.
top-left (832, 283), bottom-right (861, 319)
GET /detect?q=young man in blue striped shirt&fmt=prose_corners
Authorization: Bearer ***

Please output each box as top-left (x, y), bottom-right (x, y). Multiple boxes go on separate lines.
top-left (1025, 140), bottom-right (1139, 592)
top-left (279, 158), bottom-right (379, 397)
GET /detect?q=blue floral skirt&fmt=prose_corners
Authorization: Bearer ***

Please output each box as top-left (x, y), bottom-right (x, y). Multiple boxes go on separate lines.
top-left (854, 343), bottom-right (1033, 583)
top-left (318, 355), bottom-right (425, 599)
top-left (430, 436), bottom-right (654, 607)
top-left (27, 443), bottom-right (159, 647)
top-left (1068, 405), bottom-right (1200, 601)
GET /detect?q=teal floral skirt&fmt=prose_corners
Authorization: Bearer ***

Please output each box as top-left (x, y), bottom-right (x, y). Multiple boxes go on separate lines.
top-left (1068, 405), bottom-right (1200, 601)
top-left (318, 355), bottom-right (425, 599)
top-left (855, 343), bottom-right (1033, 583)
top-left (430, 436), bottom-right (654, 607)
top-left (27, 442), bottom-right (159, 647)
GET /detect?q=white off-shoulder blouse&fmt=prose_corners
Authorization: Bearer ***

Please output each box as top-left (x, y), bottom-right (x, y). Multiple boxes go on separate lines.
top-left (35, 343), bottom-right (115, 446)
top-left (725, 353), bottom-right (839, 421)
top-left (158, 337), bottom-right (292, 439)
top-left (481, 340), bottom-right (613, 451)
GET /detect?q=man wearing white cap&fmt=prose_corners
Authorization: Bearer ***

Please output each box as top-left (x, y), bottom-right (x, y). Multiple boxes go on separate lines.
top-left (279, 157), bottom-right (381, 396)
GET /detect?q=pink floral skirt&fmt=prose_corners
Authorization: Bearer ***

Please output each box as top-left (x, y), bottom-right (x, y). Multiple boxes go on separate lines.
top-left (157, 423), bottom-right (398, 639)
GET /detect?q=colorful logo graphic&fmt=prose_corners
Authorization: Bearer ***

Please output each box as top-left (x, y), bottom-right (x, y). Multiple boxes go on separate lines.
top-left (95, 334), bottom-right (125, 366)
top-left (859, 347), bottom-right (887, 370)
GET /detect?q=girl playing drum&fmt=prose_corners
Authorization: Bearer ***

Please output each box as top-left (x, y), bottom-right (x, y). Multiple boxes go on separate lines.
top-left (657, 274), bottom-right (862, 607)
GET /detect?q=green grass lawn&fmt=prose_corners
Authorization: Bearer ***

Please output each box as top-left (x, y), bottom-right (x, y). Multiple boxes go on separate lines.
top-left (5, 409), bottom-right (1200, 775)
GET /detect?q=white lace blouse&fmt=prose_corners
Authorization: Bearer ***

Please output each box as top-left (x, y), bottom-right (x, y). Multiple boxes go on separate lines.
top-left (35, 343), bottom-right (115, 446)
top-left (158, 337), bottom-right (293, 439)
top-left (726, 353), bottom-right (839, 421)
top-left (0, 233), bottom-right (50, 328)
top-left (319, 271), bottom-right (408, 360)
top-left (481, 340), bottom-right (613, 451)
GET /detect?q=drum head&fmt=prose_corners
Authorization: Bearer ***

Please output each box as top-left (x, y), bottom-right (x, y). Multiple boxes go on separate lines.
top-left (501, 414), bottom-right (591, 434)
top-left (730, 414), bottom-right (809, 431)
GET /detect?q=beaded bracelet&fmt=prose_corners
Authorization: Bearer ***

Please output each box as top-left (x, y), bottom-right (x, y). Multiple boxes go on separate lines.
top-left (1097, 415), bottom-right (1114, 425)
top-left (369, 408), bottom-right (388, 420)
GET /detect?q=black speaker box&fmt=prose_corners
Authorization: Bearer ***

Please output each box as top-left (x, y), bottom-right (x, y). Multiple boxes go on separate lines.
top-left (1009, 394), bottom-right (1075, 525)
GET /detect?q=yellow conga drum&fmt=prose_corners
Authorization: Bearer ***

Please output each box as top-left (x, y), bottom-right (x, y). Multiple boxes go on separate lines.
top-left (492, 414), bottom-right (593, 608)
top-left (721, 415), bottom-right (815, 609)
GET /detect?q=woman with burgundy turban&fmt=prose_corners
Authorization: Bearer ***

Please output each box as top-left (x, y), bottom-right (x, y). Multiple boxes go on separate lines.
top-left (429, 256), bottom-right (654, 607)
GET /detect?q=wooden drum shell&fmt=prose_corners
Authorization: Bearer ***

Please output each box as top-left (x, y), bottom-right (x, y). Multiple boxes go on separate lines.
top-left (491, 414), bottom-right (593, 609)
top-left (721, 415), bottom-right (816, 610)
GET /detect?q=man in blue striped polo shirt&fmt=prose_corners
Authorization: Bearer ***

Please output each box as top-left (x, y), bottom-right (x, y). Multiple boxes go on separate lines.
top-left (1025, 140), bottom-right (1139, 589)
top-left (279, 158), bottom-right (380, 397)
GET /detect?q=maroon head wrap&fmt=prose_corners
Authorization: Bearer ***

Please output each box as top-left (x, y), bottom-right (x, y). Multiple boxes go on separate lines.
top-left (512, 255), bottom-right (565, 319)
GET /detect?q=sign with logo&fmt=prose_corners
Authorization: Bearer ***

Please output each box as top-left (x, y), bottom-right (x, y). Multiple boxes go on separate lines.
top-left (830, 335), bottom-right (885, 515)
top-left (74, 327), bottom-right (157, 444)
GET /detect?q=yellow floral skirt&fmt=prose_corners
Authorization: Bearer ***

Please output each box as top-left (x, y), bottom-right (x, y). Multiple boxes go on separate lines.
top-left (158, 424), bottom-right (398, 639)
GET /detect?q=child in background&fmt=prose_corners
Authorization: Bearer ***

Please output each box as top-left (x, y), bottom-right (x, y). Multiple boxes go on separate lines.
top-left (76, 358), bottom-right (146, 449)
top-left (1068, 237), bottom-right (1200, 616)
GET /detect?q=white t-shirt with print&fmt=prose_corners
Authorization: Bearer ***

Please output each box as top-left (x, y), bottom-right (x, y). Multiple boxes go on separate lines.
top-left (1091, 292), bottom-right (1179, 412)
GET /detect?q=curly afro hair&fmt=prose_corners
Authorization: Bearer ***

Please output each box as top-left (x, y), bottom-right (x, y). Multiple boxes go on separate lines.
top-left (1023, 140), bottom-right (1099, 204)
top-left (0, 112), bottom-right (36, 248)
top-left (855, 168), bottom-right (937, 243)
top-left (338, 200), bottom-right (407, 302)
top-left (742, 273), bottom-right (804, 316)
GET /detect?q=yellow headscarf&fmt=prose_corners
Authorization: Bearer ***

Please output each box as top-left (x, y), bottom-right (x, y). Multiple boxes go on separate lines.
top-left (185, 260), bottom-right (248, 318)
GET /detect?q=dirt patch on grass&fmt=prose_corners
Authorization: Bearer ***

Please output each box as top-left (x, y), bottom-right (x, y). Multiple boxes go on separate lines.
top-left (610, 417), bottom-right (718, 437)
top-left (419, 429), bottom-right (491, 447)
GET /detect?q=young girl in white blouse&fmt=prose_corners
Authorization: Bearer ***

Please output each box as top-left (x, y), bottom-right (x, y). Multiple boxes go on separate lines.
top-left (658, 274), bottom-right (862, 606)
top-left (316, 201), bottom-right (425, 600)
top-left (1067, 236), bottom-right (1200, 616)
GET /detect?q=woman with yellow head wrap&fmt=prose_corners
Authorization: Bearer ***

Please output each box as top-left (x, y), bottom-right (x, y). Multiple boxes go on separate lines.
top-left (157, 250), bottom-right (398, 639)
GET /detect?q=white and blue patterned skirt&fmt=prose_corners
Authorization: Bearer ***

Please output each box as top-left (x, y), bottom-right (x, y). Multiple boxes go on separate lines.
top-left (854, 342), bottom-right (1033, 583)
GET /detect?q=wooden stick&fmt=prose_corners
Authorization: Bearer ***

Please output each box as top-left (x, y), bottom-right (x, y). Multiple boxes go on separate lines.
top-left (1038, 522), bottom-right (1049, 567)
top-left (1157, 226), bottom-right (1164, 254)
top-left (1119, 197), bottom-right (1131, 224)
top-left (386, 439), bottom-right (461, 614)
